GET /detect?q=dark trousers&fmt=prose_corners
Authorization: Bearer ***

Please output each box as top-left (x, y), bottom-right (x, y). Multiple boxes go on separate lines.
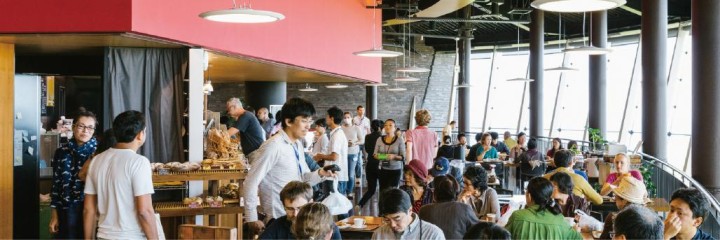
top-left (358, 162), bottom-right (380, 207)
top-left (56, 205), bottom-right (83, 239)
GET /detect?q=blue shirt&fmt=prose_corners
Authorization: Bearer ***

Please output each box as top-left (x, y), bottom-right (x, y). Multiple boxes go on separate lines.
top-left (50, 138), bottom-right (97, 208)
top-left (259, 215), bottom-right (341, 240)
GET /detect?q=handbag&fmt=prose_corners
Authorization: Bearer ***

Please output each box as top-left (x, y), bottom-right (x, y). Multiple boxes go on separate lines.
top-left (321, 178), bottom-right (353, 215)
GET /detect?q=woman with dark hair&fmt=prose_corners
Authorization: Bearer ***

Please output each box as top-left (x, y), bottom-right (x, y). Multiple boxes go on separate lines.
top-left (463, 222), bottom-right (511, 240)
top-left (373, 119), bottom-right (406, 198)
top-left (546, 138), bottom-right (563, 160)
top-left (505, 177), bottom-right (581, 239)
top-left (550, 172), bottom-right (589, 217)
top-left (357, 119), bottom-right (384, 209)
top-left (419, 175), bottom-right (479, 239)
top-left (567, 140), bottom-right (580, 154)
top-left (459, 166), bottom-right (500, 219)
top-left (400, 160), bottom-right (433, 214)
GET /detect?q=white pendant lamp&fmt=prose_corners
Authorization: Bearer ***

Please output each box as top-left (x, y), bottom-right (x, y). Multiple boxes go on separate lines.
top-left (365, 82), bottom-right (389, 87)
top-left (203, 80), bottom-right (215, 93)
top-left (563, 13), bottom-right (611, 55)
top-left (394, 76), bottom-right (420, 82)
top-left (397, 66), bottom-right (430, 73)
top-left (354, 6), bottom-right (403, 58)
top-left (325, 83), bottom-right (348, 89)
top-left (396, 18), bottom-right (429, 72)
top-left (530, 0), bottom-right (626, 13)
top-left (507, 27), bottom-right (535, 82)
top-left (545, 65), bottom-right (579, 72)
top-left (298, 83), bottom-right (318, 92)
top-left (387, 83), bottom-right (407, 91)
top-left (199, 0), bottom-right (285, 23)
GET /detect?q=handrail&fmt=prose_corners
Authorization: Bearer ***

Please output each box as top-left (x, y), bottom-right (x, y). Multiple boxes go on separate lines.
top-left (637, 152), bottom-right (720, 212)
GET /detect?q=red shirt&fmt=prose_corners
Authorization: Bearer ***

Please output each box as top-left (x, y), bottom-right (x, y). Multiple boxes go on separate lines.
top-left (405, 126), bottom-right (438, 169)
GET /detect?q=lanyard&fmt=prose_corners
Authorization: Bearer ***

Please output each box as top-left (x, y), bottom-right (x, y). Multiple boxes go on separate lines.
top-left (292, 143), bottom-right (303, 178)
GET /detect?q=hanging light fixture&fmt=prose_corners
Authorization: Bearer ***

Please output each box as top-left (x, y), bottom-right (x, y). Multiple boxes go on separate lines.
top-left (325, 83), bottom-right (348, 89)
top-left (365, 82), bottom-right (389, 86)
top-left (200, 0), bottom-right (285, 23)
top-left (203, 80), bottom-right (215, 93)
top-left (396, 6), bottom-right (429, 72)
top-left (546, 13), bottom-right (579, 72)
top-left (530, 0), bottom-right (626, 13)
top-left (394, 75), bottom-right (420, 82)
top-left (387, 83), bottom-right (407, 91)
top-left (354, 5), bottom-right (403, 57)
top-left (507, 27), bottom-right (534, 82)
top-left (563, 12), bottom-right (611, 55)
top-left (298, 83), bottom-right (318, 92)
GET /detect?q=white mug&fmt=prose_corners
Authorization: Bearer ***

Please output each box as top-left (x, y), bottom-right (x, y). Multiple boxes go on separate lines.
top-left (353, 218), bottom-right (365, 227)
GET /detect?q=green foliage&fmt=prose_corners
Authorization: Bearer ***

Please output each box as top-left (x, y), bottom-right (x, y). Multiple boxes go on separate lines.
top-left (588, 128), bottom-right (608, 145)
top-left (640, 159), bottom-right (657, 197)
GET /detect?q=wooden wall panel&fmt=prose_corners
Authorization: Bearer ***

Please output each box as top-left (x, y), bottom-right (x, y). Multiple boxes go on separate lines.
top-left (0, 43), bottom-right (14, 239)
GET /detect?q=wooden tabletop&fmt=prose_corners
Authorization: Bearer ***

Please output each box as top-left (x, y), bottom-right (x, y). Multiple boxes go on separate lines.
top-left (337, 216), bottom-right (383, 233)
top-left (647, 197), bottom-right (671, 212)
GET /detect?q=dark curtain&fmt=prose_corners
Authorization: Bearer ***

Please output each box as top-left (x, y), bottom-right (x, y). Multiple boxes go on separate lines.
top-left (103, 47), bottom-right (187, 163)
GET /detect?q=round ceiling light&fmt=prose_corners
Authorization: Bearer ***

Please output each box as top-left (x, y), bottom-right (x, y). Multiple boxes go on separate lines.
top-left (353, 48), bottom-right (404, 58)
top-left (545, 66), bottom-right (579, 72)
top-left (563, 45), bottom-right (612, 55)
top-left (365, 83), bottom-right (389, 87)
top-left (530, 0), bottom-right (626, 13)
top-left (200, 8), bottom-right (285, 23)
top-left (325, 83), bottom-right (349, 89)
top-left (506, 77), bottom-right (535, 82)
top-left (396, 66), bottom-right (430, 73)
top-left (387, 87), bottom-right (407, 91)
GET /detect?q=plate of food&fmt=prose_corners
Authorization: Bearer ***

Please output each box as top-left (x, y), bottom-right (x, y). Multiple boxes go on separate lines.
top-left (336, 221), bottom-right (351, 229)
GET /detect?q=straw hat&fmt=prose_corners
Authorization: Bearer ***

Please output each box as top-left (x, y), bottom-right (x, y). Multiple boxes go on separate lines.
top-left (611, 177), bottom-right (651, 204)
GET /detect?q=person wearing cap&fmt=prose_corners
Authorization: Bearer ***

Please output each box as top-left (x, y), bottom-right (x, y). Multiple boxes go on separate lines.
top-left (400, 160), bottom-right (433, 214)
top-left (599, 177), bottom-right (650, 239)
top-left (429, 157), bottom-right (464, 192)
top-left (460, 166), bottom-right (500, 219)
top-left (663, 188), bottom-right (715, 240)
top-left (600, 153), bottom-right (643, 196)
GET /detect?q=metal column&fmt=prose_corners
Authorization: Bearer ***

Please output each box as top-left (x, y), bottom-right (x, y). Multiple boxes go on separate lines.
top-left (589, 11), bottom-right (608, 138)
top-left (366, 86), bottom-right (378, 120)
top-left (692, 0), bottom-right (720, 199)
top-left (641, 0), bottom-right (668, 161)
top-left (457, 5), bottom-right (472, 135)
top-left (529, 9), bottom-right (544, 137)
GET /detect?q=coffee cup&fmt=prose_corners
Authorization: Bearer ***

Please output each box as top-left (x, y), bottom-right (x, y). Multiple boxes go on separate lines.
top-left (486, 213), bottom-right (496, 222)
top-left (353, 218), bottom-right (365, 228)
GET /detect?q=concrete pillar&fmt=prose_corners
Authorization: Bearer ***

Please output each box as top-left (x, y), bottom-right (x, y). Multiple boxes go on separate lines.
top-left (457, 6), bottom-right (472, 135)
top-left (589, 11), bottom-right (608, 139)
top-left (529, 9), bottom-right (544, 137)
top-left (244, 81), bottom-right (287, 110)
top-left (641, 0), bottom-right (668, 160)
top-left (692, 0), bottom-right (720, 199)
top-left (366, 86), bottom-right (377, 120)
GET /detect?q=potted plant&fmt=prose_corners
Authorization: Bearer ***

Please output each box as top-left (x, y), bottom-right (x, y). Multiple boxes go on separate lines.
top-left (588, 128), bottom-right (608, 154)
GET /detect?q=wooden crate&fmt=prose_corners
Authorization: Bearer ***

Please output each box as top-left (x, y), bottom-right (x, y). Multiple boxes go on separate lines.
top-left (178, 224), bottom-right (237, 240)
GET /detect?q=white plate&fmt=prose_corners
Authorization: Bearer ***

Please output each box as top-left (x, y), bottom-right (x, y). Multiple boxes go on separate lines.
top-left (351, 224), bottom-right (367, 229)
top-left (337, 224), bottom-right (351, 229)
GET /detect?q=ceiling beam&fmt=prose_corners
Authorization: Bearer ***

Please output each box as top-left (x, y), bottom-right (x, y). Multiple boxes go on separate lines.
top-left (399, 17), bottom-right (530, 24)
top-left (620, 5), bottom-right (642, 16)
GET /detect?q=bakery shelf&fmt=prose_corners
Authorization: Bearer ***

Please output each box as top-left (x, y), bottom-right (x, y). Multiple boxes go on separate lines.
top-left (152, 169), bottom-right (247, 182)
top-left (154, 201), bottom-right (244, 217)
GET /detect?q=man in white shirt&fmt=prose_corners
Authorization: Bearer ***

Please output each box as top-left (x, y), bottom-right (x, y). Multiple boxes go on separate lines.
top-left (311, 119), bottom-right (329, 157)
top-left (352, 106), bottom-right (370, 185)
top-left (243, 98), bottom-right (337, 234)
top-left (442, 121), bottom-right (456, 141)
top-left (342, 112), bottom-right (364, 198)
top-left (314, 106), bottom-right (349, 194)
top-left (83, 110), bottom-right (158, 240)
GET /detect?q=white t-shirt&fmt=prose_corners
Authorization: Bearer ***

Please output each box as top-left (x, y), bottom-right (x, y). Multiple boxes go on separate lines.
top-left (84, 148), bottom-right (155, 239)
top-left (328, 127), bottom-right (349, 181)
top-left (342, 125), bottom-right (364, 155)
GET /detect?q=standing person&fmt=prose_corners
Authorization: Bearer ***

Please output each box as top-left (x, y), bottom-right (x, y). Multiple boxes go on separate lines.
top-left (401, 160), bottom-right (433, 214)
top-left (353, 106), bottom-right (371, 183)
top-left (459, 166), bottom-right (500, 219)
top-left (505, 177), bottom-right (581, 240)
top-left (372, 189), bottom-right (446, 240)
top-left (257, 107), bottom-right (276, 139)
top-left (83, 111), bottom-right (157, 239)
top-left (311, 119), bottom-right (329, 158)
top-left (406, 109), bottom-right (438, 169)
top-left (314, 107), bottom-right (349, 194)
top-left (260, 181), bottom-right (340, 239)
top-left (476, 133), bottom-right (499, 161)
top-left (503, 131), bottom-right (517, 150)
top-left (342, 112), bottom-right (364, 198)
top-left (226, 98), bottom-right (266, 155)
top-left (243, 98), bottom-right (337, 234)
top-left (79, 129), bottom-right (117, 181)
top-left (50, 111), bottom-right (98, 239)
top-left (663, 188), bottom-right (715, 240)
top-left (419, 175), bottom-right (479, 240)
top-left (442, 121), bottom-right (456, 141)
top-left (358, 120), bottom-right (384, 210)
top-left (374, 119), bottom-right (406, 198)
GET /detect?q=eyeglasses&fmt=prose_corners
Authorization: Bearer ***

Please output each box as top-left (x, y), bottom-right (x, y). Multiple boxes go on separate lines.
top-left (74, 124), bottom-right (95, 132)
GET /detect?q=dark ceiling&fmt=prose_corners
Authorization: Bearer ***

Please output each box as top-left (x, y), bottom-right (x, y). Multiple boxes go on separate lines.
top-left (381, 0), bottom-right (691, 51)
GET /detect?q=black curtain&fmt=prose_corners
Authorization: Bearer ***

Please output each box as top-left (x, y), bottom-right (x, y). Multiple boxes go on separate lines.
top-left (103, 47), bottom-right (187, 163)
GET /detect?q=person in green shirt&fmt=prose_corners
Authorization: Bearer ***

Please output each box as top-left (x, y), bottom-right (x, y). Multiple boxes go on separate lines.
top-left (505, 177), bottom-right (582, 240)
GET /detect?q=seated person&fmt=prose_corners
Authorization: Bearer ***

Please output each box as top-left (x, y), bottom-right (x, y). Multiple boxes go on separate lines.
top-left (600, 153), bottom-right (643, 196)
top-left (437, 136), bottom-right (455, 159)
top-left (453, 134), bottom-right (469, 160)
top-left (466, 133), bottom-right (483, 162)
top-left (516, 138), bottom-right (545, 181)
top-left (547, 153), bottom-right (588, 181)
top-left (550, 172), bottom-right (589, 217)
top-left (260, 181), bottom-right (340, 239)
top-left (459, 166), bottom-right (500, 219)
top-left (291, 203), bottom-right (335, 240)
top-left (663, 188), bottom-right (715, 240)
top-left (544, 150), bottom-right (603, 205)
top-left (505, 177), bottom-right (581, 239)
top-left (372, 188), bottom-right (445, 240)
top-left (599, 177), bottom-right (650, 239)
top-left (476, 133), bottom-right (499, 161)
top-left (400, 160), bottom-right (433, 214)
top-left (489, 132), bottom-right (510, 155)
top-left (429, 157), bottom-right (464, 192)
top-left (463, 222), bottom-right (511, 240)
top-left (613, 205), bottom-right (664, 240)
top-left (419, 176), bottom-right (479, 239)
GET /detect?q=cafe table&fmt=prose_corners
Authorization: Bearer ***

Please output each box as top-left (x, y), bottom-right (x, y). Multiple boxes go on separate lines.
top-left (592, 197), bottom-right (671, 219)
top-left (336, 216), bottom-right (383, 239)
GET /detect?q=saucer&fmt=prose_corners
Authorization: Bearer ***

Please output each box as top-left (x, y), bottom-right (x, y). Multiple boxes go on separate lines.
top-left (351, 224), bottom-right (367, 229)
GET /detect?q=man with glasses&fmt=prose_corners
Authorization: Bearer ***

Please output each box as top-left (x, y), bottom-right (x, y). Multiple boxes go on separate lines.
top-left (50, 111), bottom-right (98, 239)
top-left (372, 189), bottom-right (445, 240)
top-left (226, 97), bottom-right (266, 155)
top-left (260, 181), bottom-right (341, 239)
top-left (244, 98), bottom-right (337, 235)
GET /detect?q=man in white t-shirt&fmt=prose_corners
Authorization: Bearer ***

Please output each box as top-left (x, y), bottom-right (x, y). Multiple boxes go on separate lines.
top-left (314, 106), bottom-right (349, 194)
top-left (83, 110), bottom-right (158, 239)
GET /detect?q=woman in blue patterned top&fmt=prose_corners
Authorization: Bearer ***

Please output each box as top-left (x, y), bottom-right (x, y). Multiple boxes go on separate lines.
top-left (49, 111), bottom-right (98, 239)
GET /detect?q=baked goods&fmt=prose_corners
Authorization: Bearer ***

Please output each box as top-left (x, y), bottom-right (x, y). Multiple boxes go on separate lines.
top-left (205, 129), bottom-right (241, 160)
top-left (219, 183), bottom-right (240, 199)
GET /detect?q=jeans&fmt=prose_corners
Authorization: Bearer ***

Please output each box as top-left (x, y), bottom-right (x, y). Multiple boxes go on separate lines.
top-left (358, 159), bottom-right (379, 207)
top-left (356, 146), bottom-right (365, 178)
top-left (346, 154), bottom-right (357, 195)
top-left (56, 204), bottom-right (83, 239)
top-left (337, 181), bottom-right (348, 195)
